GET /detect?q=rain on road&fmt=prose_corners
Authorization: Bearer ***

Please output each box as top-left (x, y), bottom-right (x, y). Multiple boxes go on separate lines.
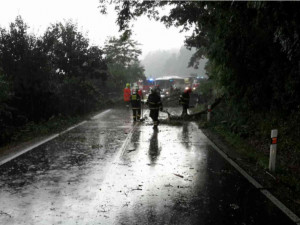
top-left (0, 108), bottom-right (296, 225)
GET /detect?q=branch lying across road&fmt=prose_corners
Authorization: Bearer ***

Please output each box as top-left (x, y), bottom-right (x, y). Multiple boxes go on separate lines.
top-left (167, 95), bottom-right (224, 121)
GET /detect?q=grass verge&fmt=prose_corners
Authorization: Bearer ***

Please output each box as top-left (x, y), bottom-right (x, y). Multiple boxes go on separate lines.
top-left (0, 107), bottom-right (112, 154)
top-left (199, 118), bottom-right (300, 218)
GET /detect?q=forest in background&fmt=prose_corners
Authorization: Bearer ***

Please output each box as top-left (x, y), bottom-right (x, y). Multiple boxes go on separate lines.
top-left (141, 46), bottom-right (207, 78)
top-left (0, 16), bottom-right (145, 146)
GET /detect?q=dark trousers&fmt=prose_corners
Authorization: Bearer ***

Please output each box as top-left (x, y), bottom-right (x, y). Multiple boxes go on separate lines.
top-left (150, 109), bottom-right (159, 125)
top-left (132, 108), bottom-right (141, 121)
top-left (181, 104), bottom-right (188, 116)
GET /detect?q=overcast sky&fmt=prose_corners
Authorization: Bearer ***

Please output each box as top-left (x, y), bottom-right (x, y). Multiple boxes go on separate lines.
top-left (0, 0), bottom-right (189, 59)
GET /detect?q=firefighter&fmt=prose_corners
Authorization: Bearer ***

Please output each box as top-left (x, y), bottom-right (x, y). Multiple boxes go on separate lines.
top-left (124, 83), bottom-right (131, 108)
top-left (179, 87), bottom-right (192, 117)
top-left (138, 88), bottom-right (143, 99)
top-left (147, 86), bottom-right (163, 129)
top-left (130, 87), bottom-right (142, 122)
top-left (137, 87), bottom-right (144, 119)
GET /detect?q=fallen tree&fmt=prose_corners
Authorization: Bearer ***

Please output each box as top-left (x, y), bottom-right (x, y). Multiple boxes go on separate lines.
top-left (164, 95), bottom-right (224, 121)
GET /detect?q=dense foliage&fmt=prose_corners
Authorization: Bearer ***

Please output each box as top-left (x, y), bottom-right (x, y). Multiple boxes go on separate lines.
top-left (0, 16), bottom-right (146, 145)
top-left (100, 1), bottom-right (300, 113)
top-left (0, 17), bottom-right (143, 145)
top-left (103, 36), bottom-right (145, 92)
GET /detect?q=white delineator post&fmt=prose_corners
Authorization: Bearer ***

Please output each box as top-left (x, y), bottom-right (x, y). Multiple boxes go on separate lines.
top-left (269, 129), bottom-right (278, 172)
top-left (207, 105), bottom-right (211, 122)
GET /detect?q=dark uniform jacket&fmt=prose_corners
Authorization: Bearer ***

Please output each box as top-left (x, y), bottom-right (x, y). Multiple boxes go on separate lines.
top-left (130, 92), bottom-right (141, 109)
top-left (179, 92), bottom-right (190, 107)
top-left (147, 93), bottom-right (162, 110)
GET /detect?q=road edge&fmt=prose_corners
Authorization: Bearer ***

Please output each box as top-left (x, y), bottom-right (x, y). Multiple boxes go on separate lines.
top-left (195, 123), bottom-right (300, 225)
top-left (0, 109), bottom-right (111, 166)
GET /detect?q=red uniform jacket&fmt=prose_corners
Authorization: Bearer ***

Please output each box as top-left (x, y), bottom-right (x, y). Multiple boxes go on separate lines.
top-left (138, 89), bottom-right (143, 98)
top-left (124, 88), bottom-right (131, 102)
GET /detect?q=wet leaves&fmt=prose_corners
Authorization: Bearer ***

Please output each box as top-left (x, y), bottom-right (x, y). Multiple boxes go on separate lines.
top-left (229, 203), bottom-right (240, 210)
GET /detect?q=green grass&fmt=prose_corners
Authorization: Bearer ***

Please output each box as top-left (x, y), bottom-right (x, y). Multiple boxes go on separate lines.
top-left (0, 110), bottom-right (101, 150)
top-left (196, 99), bottom-right (300, 213)
top-left (212, 124), bottom-right (269, 168)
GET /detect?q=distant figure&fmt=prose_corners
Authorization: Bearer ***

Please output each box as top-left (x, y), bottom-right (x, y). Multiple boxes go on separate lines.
top-left (130, 87), bottom-right (141, 122)
top-left (179, 87), bottom-right (191, 117)
top-left (147, 87), bottom-right (163, 129)
top-left (170, 85), bottom-right (174, 94)
top-left (124, 83), bottom-right (131, 108)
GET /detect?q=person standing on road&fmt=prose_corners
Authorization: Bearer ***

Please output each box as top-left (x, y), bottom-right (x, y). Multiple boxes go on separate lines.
top-left (124, 83), bottom-right (131, 108)
top-left (130, 87), bottom-right (142, 122)
top-left (179, 87), bottom-right (192, 117)
top-left (147, 86), bottom-right (163, 129)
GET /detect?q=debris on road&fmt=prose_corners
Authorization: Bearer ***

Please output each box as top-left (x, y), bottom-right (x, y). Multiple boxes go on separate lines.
top-left (173, 173), bottom-right (184, 178)
top-left (127, 149), bottom-right (136, 153)
top-left (132, 187), bottom-right (142, 191)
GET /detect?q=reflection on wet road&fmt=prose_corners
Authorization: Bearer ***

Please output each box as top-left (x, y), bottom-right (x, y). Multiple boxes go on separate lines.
top-left (0, 108), bottom-right (296, 225)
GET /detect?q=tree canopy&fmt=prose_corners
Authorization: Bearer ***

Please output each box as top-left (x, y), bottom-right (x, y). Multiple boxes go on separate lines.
top-left (103, 35), bottom-right (145, 90)
top-left (100, 1), bottom-right (300, 113)
top-left (0, 17), bottom-right (109, 145)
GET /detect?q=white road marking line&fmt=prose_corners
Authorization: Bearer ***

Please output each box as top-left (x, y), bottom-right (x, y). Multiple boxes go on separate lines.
top-left (0, 133), bottom-right (60, 166)
top-left (113, 122), bottom-right (138, 163)
top-left (0, 109), bottom-right (111, 166)
top-left (197, 124), bottom-right (300, 225)
top-left (97, 122), bottom-right (138, 189)
top-left (91, 109), bottom-right (111, 119)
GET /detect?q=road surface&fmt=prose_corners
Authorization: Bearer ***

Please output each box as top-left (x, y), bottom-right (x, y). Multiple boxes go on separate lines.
top-left (0, 108), bottom-right (297, 225)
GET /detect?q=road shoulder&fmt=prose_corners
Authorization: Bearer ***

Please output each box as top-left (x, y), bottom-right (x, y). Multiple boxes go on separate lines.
top-left (201, 127), bottom-right (300, 223)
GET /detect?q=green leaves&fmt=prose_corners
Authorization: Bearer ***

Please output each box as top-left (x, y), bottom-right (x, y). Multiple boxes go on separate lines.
top-left (103, 35), bottom-right (145, 89)
top-left (0, 17), bottom-right (109, 136)
top-left (108, 1), bottom-right (300, 113)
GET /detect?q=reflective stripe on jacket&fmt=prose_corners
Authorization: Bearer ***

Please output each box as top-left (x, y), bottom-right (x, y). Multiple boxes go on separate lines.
top-left (147, 93), bottom-right (162, 110)
top-left (130, 93), bottom-right (141, 108)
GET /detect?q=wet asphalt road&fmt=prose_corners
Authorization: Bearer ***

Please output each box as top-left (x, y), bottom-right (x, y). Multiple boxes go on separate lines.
top-left (0, 108), bottom-right (296, 225)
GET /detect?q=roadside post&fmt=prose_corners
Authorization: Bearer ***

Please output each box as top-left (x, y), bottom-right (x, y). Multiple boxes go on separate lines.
top-left (207, 105), bottom-right (211, 122)
top-left (269, 129), bottom-right (278, 172)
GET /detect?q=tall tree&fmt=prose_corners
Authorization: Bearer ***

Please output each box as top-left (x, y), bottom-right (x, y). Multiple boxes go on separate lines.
top-left (43, 21), bottom-right (107, 81)
top-left (99, 1), bottom-right (300, 113)
top-left (103, 35), bottom-right (145, 89)
top-left (0, 16), bottom-right (52, 120)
